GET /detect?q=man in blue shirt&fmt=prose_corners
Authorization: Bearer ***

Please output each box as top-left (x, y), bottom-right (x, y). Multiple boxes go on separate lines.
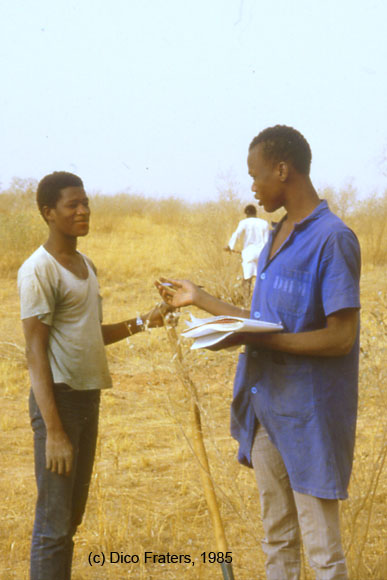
top-left (156, 125), bottom-right (360, 579)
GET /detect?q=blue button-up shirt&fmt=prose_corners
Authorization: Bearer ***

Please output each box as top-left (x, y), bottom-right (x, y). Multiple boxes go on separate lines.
top-left (230, 201), bottom-right (361, 499)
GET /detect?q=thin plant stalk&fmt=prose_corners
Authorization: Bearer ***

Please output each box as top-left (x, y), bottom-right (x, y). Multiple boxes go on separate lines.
top-left (164, 320), bottom-right (235, 580)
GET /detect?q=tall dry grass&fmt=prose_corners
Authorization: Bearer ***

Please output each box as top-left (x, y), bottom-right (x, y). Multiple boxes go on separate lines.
top-left (0, 183), bottom-right (386, 579)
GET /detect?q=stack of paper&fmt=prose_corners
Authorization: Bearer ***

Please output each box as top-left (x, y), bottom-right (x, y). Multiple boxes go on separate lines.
top-left (182, 315), bottom-right (283, 350)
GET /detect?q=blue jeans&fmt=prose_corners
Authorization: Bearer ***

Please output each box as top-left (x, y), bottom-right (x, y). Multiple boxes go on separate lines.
top-left (29, 384), bottom-right (100, 580)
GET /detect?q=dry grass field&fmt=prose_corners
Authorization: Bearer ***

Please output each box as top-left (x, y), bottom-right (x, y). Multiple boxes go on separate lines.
top-left (0, 184), bottom-right (386, 579)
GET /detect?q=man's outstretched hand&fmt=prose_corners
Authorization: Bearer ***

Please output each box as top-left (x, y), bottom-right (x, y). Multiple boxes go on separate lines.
top-left (155, 278), bottom-right (200, 308)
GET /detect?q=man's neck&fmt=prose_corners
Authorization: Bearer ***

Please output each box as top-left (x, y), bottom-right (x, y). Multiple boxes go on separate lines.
top-left (44, 232), bottom-right (78, 258)
top-left (283, 176), bottom-right (320, 225)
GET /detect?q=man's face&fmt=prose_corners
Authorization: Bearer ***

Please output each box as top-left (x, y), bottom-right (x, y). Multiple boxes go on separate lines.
top-left (45, 186), bottom-right (90, 237)
top-left (247, 144), bottom-right (284, 213)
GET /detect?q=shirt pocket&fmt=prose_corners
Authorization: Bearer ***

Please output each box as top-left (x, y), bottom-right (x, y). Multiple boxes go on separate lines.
top-left (272, 267), bottom-right (312, 316)
top-left (269, 359), bottom-right (314, 420)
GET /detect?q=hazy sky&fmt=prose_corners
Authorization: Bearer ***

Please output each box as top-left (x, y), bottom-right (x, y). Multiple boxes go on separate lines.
top-left (1, 0), bottom-right (386, 201)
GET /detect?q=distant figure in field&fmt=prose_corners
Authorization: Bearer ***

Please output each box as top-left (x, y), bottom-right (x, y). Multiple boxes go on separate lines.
top-left (17, 171), bottom-right (172, 580)
top-left (225, 204), bottom-right (269, 303)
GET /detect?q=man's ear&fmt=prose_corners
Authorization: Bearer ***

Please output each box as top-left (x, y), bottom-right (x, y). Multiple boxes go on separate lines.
top-left (42, 205), bottom-right (54, 223)
top-left (278, 161), bottom-right (289, 182)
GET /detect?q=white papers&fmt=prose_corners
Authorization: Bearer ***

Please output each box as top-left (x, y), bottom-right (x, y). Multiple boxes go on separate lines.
top-left (182, 315), bottom-right (283, 350)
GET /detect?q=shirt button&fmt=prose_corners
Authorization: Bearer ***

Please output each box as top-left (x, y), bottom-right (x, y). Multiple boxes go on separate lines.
top-left (254, 311), bottom-right (261, 319)
top-left (251, 351), bottom-right (258, 358)
top-left (260, 273), bottom-right (266, 280)
top-left (251, 387), bottom-right (257, 394)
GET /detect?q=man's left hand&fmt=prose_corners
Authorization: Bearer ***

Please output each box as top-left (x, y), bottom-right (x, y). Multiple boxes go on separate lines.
top-left (143, 302), bottom-right (178, 328)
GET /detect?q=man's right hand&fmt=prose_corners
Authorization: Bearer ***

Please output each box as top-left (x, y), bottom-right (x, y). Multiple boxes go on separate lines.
top-left (155, 278), bottom-right (200, 308)
top-left (155, 277), bottom-right (249, 319)
top-left (46, 429), bottom-right (73, 476)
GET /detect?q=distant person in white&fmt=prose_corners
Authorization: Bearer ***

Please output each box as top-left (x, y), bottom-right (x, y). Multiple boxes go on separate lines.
top-left (225, 204), bottom-right (269, 303)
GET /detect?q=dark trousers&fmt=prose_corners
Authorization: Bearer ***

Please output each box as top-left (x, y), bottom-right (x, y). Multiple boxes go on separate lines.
top-left (29, 384), bottom-right (100, 580)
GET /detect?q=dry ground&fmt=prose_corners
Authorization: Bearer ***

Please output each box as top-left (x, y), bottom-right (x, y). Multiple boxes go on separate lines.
top-left (0, 194), bottom-right (386, 579)
top-left (1, 267), bottom-right (385, 580)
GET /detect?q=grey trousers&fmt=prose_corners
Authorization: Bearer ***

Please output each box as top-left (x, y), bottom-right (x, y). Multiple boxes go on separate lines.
top-left (251, 423), bottom-right (348, 580)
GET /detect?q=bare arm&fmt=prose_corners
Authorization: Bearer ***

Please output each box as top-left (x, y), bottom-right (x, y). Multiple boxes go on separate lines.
top-left (155, 279), bottom-right (358, 357)
top-left (102, 302), bottom-right (175, 345)
top-left (155, 278), bottom-right (250, 318)
top-left (22, 316), bottom-right (73, 475)
top-left (224, 309), bottom-right (359, 357)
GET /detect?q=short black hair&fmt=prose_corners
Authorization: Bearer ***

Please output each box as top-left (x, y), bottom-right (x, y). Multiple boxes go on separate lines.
top-left (249, 125), bottom-right (312, 175)
top-left (244, 204), bottom-right (257, 216)
top-left (37, 171), bottom-right (84, 216)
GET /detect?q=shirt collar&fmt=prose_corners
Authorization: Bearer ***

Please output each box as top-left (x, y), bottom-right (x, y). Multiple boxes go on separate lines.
top-left (272, 199), bottom-right (329, 233)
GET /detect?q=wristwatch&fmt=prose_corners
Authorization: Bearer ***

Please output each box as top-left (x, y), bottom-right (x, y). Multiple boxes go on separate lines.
top-left (127, 315), bottom-right (145, 336)
top-left (136, 315), bottom-right (145, 331)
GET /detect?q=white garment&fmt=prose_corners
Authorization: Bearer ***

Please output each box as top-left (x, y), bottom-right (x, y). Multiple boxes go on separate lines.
top-left (228, 217), bottom-right (270, 279)
top-left (18, 246), bottom-right (112, 391)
